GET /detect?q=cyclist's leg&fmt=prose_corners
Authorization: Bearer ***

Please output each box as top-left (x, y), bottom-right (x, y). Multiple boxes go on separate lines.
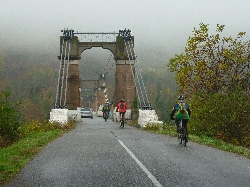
top-left (104, 111), bottom-right (108, 119)
top-left (119, 112), bottom-right (121, 122)
top-left (122, 112), bottom-right (125, 121)
top-left (119, 112), bottom-right (123, 127)
top-left (175, 118), bottom-right (180, 132)
top-left (122, 112), bottom-right (125, 127)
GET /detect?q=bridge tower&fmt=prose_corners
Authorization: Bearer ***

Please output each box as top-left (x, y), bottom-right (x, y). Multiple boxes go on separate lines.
top-left (55, 30), bottom-right (136, 110)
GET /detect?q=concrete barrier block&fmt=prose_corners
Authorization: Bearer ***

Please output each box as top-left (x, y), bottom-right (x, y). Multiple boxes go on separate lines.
top-left (138, 109), bottom-right (163, 127)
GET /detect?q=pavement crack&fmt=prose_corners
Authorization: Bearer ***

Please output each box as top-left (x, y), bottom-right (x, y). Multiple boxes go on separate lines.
top-left (110, 131), bottom-right (117, 137)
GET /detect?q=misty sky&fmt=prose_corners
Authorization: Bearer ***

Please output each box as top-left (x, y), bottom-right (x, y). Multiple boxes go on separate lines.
top-left (1, 0), bottom-right (250, 65)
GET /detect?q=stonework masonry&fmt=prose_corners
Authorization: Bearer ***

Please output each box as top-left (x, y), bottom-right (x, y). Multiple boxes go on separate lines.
top-left (67, 63), bottom-right (81, 110)
top-left (114, 62), bottom-right (136, 109)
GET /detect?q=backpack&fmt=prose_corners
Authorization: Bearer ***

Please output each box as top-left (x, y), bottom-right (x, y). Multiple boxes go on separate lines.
top-left (120, 102), bottom-right (124, 109)
top-left (104, 105), bottom-right (109, 111)
top-left (177, 102), bottom-right (190, 119)
top-left (178, 103), bottom-right (187, 113)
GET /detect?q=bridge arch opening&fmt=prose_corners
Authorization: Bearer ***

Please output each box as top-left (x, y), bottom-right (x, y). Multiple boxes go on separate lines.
top-left (79, 48), bottom-right (116, 111)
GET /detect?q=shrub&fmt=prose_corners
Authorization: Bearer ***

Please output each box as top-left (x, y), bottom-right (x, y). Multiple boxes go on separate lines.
top-left (189, 90), bottom-right (250, 148)
top-left (18, 119), bottom-right (76, 138)
top-left (18, 121), bottom-right (44, 138)
top-left (143, 123), bottom-right (161, 131)
top-left (0, 91), bottom-right (21, 147)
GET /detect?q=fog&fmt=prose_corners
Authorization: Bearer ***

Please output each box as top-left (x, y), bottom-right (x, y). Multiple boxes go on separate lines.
top-left (1, 0), bottom-right (250, 69)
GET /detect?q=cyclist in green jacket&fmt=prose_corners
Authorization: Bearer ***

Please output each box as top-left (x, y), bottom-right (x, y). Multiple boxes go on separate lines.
top-left (170, 95), bottom-right (191, 140)
top-left (102, 102), bottom-right (110, 119)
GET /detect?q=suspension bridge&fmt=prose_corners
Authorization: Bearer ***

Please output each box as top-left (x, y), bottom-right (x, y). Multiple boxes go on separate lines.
top-left (50, 28), bottom-right (162, 127)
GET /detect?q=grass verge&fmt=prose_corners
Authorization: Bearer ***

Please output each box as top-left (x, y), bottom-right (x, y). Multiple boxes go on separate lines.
top-left (159, 124), bottom-right (250, 159)
top-left (0, 121), bottom-right (76, 185)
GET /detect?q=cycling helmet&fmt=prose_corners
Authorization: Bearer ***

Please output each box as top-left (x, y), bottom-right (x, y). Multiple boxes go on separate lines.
top-left (178, 95), bottom-right (184, 100)
top-left (178, 95), bottom-right (184, 103)
top-left (120, 99), bottom-right (125, 102)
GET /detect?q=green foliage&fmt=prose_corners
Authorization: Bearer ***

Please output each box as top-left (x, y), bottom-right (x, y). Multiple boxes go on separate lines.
top-left (189, 90), bottom-right (250, 147)
top-left (1, 47), bottom-right (58, 121)
top-left (139, 64), bottom-right (177, 123)
top-left (18, 121), bottom-right (44, 138)
top-left (154, 84), bottom-right (174, 122)
top-left (0, 130), bottom-right (61, 184)
top-left (18, 120), bottom-right (76, 139)
top-left (168, 23), bottom-right (250, 149)
top-left (143, 123), bottom-right (161, 132)
top-left (168, 23), bottom-right (250, 98)
top-left (0, 91), bottom-right (22, 147)
top-left (0, 119), bottom-right (76, 184)
top-left (161, 122), bottom-right (177, 136)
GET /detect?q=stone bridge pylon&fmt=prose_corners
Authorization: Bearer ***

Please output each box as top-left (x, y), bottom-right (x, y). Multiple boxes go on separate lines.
top-left (55, 29), bottom-right (136, 110)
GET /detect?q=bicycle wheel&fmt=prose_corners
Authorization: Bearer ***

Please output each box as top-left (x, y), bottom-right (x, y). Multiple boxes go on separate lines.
top-left (119, 118), bottom-right (124, 128)
top-left (182, 128), bottom-right (188, 146)
top-left (105, 112), bottom-right (108, 121)
top-left (178, 133), bottom-right (182, 144)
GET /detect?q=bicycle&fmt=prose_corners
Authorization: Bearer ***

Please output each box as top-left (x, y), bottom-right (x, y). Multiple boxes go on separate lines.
top-left (120, 113), bottom-right (125, 128)
top-left (177, 120), bottom-right (188, 146)
top-left (103, 110), bottom-right (109, 121)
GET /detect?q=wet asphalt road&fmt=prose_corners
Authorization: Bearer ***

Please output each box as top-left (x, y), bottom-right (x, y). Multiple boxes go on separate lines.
top-left (4, 116), bottom-right (250, 187)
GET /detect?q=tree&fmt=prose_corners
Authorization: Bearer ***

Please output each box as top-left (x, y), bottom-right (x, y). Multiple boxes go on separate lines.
top-left (168, 23), bottom-right (250, 98)
top-left (167, 23), bottom-right (250, 147)
top-left (0, 91), bottom-right (21, 147)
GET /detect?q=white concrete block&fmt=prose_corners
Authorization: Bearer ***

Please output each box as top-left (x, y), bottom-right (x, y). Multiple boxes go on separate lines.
top-left (50, 109), bottom-right (81, 125)
top-left (138, 109), bottom-right (163, 127)
top-left (49, 109), bottom-right (68, 125)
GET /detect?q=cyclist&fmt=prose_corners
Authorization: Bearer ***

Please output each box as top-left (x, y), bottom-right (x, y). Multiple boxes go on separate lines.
top-left (170, 95), bottom-right (191, 139)
top-left (116, 99), bottom-right (127, 125)
top-left (102, 102), bottom-right (110, 120)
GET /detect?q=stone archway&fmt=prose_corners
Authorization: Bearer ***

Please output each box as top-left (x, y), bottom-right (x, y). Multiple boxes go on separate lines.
top-left (57, 34), bottom-right (136, 110)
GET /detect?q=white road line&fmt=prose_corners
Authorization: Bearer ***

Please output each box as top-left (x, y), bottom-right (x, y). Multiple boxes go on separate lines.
top-left (118, 140), bottom-right (163, 187)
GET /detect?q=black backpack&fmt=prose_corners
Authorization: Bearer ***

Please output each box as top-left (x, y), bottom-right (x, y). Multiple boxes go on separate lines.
top-left (120, 103), bottom-right (124, 109)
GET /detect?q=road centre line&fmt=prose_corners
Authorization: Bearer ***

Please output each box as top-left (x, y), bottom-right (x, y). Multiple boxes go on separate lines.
top-left (118, 140), bottom-right (163, 187)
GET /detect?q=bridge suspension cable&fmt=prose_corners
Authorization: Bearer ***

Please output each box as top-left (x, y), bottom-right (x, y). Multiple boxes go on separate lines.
top-left (129, 40), bottom-right (150, 108)
top-left (55, 39), bottom-right (64, 108)
top-left (54, 28), bottom-right (73, 109)
top-left (119, 29), bottom-right (152, 110)
top-left (102, 54), bottom-right (115, 76)
top-left (64, 40), bottom-right (71, 107)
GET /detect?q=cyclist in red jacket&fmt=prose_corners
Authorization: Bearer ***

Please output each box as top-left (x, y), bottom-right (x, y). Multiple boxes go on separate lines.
top-left (116, 99), bottom-right (127, 124)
